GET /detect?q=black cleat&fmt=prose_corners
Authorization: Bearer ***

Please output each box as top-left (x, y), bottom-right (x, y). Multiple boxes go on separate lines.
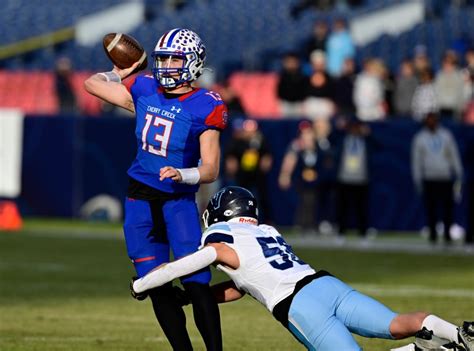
top-left (130, 276), bottom-right (148, 301)
top-left (414, 327), bottom-right (453, 350)
top-left (458, 321), bottom-right (474, 351)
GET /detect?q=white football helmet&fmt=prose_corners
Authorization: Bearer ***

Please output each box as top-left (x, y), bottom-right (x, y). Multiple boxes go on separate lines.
top-left (152, 28), bottom-right (206, 88)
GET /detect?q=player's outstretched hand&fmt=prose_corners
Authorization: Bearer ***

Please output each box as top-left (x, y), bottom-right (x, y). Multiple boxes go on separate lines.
top-left (130, 276), bottom-right (148, 301)
top-left (159, 166), bottom-right (182, 182)
top-left (113, 61), bottom-right (141, 80)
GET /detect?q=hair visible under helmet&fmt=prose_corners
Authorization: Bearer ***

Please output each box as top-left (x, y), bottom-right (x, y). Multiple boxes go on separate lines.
top-left (152, 28), bottom-right (206, 88)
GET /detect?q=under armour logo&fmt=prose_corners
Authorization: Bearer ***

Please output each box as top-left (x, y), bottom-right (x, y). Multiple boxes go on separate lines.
top-left (170, 106), bottom-right (181, 113)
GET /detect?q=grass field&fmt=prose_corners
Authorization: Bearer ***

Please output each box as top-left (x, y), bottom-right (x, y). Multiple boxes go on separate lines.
top-left (0, 220), bottom-right (473, 351)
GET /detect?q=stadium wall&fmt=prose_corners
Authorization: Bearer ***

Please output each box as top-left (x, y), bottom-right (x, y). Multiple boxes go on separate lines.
top-left (18, 116), bottom-right (474, 231)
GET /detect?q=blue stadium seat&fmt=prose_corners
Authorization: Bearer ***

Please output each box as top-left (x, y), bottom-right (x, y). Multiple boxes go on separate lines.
top-left (2, 0), bottom-right (474, 83)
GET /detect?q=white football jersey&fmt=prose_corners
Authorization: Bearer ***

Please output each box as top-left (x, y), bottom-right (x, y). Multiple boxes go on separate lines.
top-left (201, 222), bottom-right (316, 312)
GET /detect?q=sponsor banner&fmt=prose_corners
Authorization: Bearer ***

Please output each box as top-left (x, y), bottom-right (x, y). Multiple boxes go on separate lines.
top-left (0, 109), bottom-right (24, 198)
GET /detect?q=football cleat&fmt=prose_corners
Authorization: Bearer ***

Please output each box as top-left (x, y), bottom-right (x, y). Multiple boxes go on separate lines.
top-left (458, 321), bottom-right (474, 351)
top-left (414, 327), bottom-right (455, 350)
top-left (391, 342), bottom-right (462, 351)
top-left (130, 277), bottom-right (148, 301)
top-left (415, 342), bottom-right (464, 350)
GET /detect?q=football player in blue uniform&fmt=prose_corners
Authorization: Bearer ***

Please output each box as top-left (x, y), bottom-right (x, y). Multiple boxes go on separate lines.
top-left (85, 28), bottom-right (227, 351)
top-left (131, 186), bottom-right (473, 351)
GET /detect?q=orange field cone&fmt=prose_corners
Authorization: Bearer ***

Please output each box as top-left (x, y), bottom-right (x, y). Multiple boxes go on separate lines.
top-left (0, 201), bottom-right (23, 231)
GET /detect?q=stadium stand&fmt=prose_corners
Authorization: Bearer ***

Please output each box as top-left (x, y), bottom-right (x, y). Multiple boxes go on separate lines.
top-left (228, 72), bottom-right (281, 118)
top-left (0, 71), bottom-right (58, 114)
top-left (0, 0), bottom-right (122, 45)
top-left (0, 0), bottom-right (473, 235)
top-left (1, 0), bottom-right (474, 116)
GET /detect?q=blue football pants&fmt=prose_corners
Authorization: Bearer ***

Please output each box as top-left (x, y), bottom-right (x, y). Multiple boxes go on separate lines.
top-left (123, 196), bottom-right (211, 284)
top-left (288, 276), bottom-right (397, 350)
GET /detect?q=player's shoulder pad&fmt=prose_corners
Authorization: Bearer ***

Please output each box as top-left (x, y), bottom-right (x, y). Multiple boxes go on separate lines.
top-left (201, 222), bottom-right (235, 247)
top-left (124, 74), bottom-right (156, 95)
top-left (259, 224), bottom-right (282, 237)
top-left (186, 89), bottom-right (228, 130)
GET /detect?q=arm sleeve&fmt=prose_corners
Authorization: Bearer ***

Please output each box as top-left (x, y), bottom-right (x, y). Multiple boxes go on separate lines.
top-left (133, 246), bottom-right (217, 293)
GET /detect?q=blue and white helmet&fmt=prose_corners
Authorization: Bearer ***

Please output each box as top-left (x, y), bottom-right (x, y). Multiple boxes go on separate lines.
top-left (152, 28), bottom-right (206, 88)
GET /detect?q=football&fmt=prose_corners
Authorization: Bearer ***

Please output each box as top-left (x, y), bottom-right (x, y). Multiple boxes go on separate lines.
top-left (102, 33), bottom-right (148, 72)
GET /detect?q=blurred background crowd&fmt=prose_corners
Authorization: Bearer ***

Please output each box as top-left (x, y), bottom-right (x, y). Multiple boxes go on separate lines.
top-left (0, 0), bottom-right (473, 248)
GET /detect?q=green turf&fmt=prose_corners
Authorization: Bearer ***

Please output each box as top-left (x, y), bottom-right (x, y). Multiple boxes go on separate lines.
top-left (1, 222), bottom-right (473, 350)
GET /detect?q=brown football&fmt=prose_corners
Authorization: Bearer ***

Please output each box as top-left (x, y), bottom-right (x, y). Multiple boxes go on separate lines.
top-left (103, 33), bottom-right (148, 72)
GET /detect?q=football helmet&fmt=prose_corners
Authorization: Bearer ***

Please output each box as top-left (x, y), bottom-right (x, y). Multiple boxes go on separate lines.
top-left (152, 28), bottom-right (206, 88)
top-left (202, 186), bottom-right (259, 228)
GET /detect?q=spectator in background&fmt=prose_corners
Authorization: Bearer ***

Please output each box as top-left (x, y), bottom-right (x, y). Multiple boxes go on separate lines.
top-left (224, 119), bottom-right (273, 222)
top-left (54, 57), bottom-right (78, 114)
top-left (411, 68), bottom-right (438, 121)
top-left (413, 44), bottom-right (432, 80)
top-left (463, 48), bottom-right (474, 88)
top-left (333, 57), bottom-right (357, 116)
top-left (303, 20), bottom-right (329, 59)
top-left (393, 59), bottom-right (418, 117)
top-left (326, 18), bottom-right (355, 77)
top-left (217, 81), bottom-right (246, 116)
top-left (434, 51), bottom-right (466, 120)
top-left (313, 118), bottom-right (338, 234)
top-left (382, 62), bottom-right (396, 116)
top-left (334, 118), bottom-right (371, 241)
top-left (411, 112), bottom-right (463, 245)
top-left (462, 48), bottom-right (474, 123)
top-left (277, 52), bottom-right (308, 118)
top-left (278, 121), bottom-right (321, 235)
top-left (353, 58), bottom-right (386, 121)
top-left (303, 50), bottom-right (335, 119)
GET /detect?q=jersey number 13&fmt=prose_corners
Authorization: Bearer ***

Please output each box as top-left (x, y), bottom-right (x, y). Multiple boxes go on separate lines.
top-left (141, 113), bottom-right (174, 157)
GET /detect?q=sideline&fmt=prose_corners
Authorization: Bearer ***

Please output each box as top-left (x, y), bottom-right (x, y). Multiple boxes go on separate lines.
top-left (287, 234), bottom-right (474, 256)
top-left (14, 227), bottom-right (474, 256)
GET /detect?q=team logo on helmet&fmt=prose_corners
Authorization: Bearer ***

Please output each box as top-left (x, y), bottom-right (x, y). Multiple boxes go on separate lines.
top-left (202, 186), bottom-right (259, 228)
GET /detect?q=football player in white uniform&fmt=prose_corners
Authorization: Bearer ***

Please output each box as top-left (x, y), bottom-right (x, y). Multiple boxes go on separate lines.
top-left (132, 186), bottom-right (473, 351)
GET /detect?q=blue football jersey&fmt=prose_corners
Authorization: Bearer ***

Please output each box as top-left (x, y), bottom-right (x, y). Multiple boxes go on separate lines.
top-left (125, 75), bottom-right (228, 193)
